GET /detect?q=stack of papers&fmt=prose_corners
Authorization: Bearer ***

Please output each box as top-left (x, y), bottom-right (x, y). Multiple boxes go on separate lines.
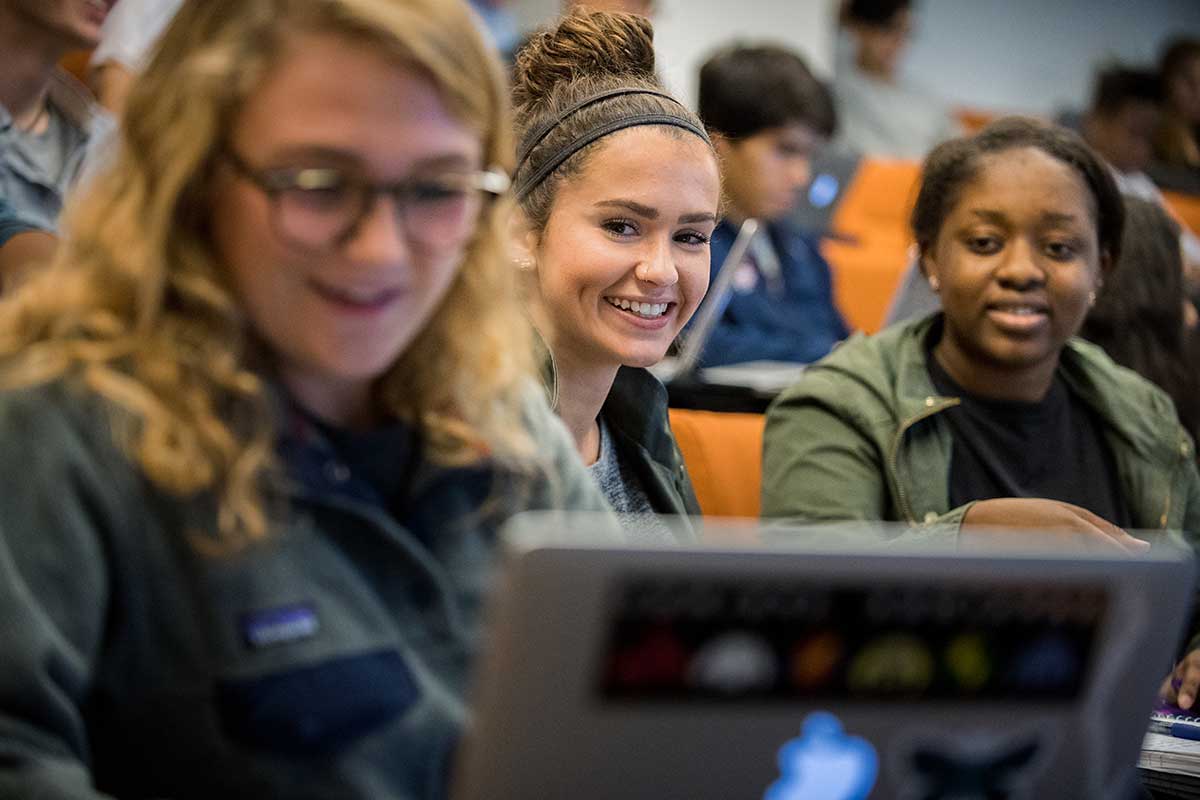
top-left (1140, 731), bottom-right (1200, 776)
top-left (697, 362), bottom-right (808, 394)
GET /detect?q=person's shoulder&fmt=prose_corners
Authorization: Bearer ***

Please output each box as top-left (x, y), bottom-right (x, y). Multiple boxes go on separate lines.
top-left (1064, 337), bottom-right (1188, 436)
top-left (0, 378), bottom-right (119, 454)
top-left (46, 70), bottom-right (108, 135)
top-left (1066, 337), bottom-right (1164, 398)
top-left (0, 377), bottom-right (145, 508)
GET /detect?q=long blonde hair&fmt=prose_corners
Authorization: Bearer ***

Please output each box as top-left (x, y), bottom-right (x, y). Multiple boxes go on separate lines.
top-left (0, 0), bottom-right (535, 546)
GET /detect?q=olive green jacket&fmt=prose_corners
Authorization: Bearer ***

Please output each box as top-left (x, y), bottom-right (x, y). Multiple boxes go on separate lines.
top-left (762, 314), bottom-right (1200, 545)
top-left (0, 378), bottom-right (610, 799)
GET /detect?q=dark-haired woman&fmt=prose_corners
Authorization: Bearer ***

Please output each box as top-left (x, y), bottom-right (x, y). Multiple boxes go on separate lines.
top-left (762, 117), bottom-right (1200, 550)
top-left (1155, 37), bottom-right (1200, 171)
top-left (509, 9), bottom-right (720, 533)
top-left (1080, 196), bottom-right (1200, 457)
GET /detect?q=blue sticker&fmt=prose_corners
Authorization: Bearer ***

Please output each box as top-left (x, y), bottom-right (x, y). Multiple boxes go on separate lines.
top-left (808, 174), bottom-right (840, 209)
top-left (240, 603), bottom-right (319, 649)
top-left (764, 712), bottom-right (879, 800)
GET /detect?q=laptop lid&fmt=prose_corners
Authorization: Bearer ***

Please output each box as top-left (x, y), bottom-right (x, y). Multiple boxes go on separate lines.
top-left (453, 514), bottom-right (1195, 800)
top-left (660, 217), bottom-right (761, 383)
top-left (787, 149), bottom-right (863, 238)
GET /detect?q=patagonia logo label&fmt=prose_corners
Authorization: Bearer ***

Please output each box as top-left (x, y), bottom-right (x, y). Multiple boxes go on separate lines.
top-left (241, 604), bottom-right (319, 649)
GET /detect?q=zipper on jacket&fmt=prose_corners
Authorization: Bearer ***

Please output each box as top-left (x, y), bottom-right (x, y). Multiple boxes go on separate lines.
top-left (888, 399), bottom-right (960, 524)
top-left (1160, 435), bottom-right (1193, 528)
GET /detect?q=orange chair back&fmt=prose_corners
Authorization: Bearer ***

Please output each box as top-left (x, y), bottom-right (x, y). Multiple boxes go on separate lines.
top-left (668, 409), bottom-right (764, 518)
top-left (822, 158), bottom-right (922, 333)
top-left (59, 50), bottom-right (94, 84)
top-left (1162, 190), bottom-right (1200, 237)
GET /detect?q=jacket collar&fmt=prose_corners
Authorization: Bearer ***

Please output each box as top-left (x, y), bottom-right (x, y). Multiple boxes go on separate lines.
top-left (535, 327), bottom-right (681, 473)
top-left (891, 313), bottom-right (1187, 466)
top-left (602, 365), bottom-right (678, 468)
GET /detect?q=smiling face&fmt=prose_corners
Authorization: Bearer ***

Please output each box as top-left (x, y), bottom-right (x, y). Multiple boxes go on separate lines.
top-left (210, 33), bottom-right (483, 424)
top-left (924, 147), bottom-right (1107, 397)
top-left (717, 122), bottom-right (819, 223)
top-left (529, 126), bottom-right (720, 370)
top-left (4, 0), bottom-right (115, 49)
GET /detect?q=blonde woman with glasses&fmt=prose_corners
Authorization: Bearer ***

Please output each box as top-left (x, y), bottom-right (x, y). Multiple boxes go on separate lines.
top-left (0, 1), bottom-right (607, 797)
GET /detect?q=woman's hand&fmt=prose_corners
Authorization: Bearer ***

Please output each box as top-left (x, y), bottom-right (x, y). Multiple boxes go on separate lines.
top-left (1161, 650), bottom-right (1200, 710)
top-left (961, 498), bottom-right (1149, 554)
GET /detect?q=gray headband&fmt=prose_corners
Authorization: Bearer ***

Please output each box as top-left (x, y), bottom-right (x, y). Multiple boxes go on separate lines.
top-left (513, 87), bottom-right (711, 201)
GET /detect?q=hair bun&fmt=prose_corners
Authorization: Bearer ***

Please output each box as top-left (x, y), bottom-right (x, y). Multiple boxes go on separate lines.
top-left (513, 9), bottom-right (657, 113)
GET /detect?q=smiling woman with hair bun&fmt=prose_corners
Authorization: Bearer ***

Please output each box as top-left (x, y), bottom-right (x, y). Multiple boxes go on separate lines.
top-left (510, 8), bottom-right (720, 537)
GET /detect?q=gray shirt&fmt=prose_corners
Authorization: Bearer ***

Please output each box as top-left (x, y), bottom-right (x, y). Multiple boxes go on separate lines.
top-left (587, 417), bottom-right (675, 543)
top-left (0, 70), bottom-right (112, 232)
top-left (832, 64), bottom-right (961, 161)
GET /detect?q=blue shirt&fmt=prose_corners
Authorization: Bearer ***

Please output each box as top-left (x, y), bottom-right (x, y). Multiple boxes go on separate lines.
top-left (0, 197), bottom-right (37, 247)
top-left (697, 219), bottom-right (849, 367)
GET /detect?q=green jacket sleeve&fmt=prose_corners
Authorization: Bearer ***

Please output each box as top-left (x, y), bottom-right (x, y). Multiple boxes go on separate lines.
top-left (761, 376), bottom-right (968, 545)
top-left (762, 387), bottom-right (890, 522)
top-left (0, 390), bottom-right (129, 799)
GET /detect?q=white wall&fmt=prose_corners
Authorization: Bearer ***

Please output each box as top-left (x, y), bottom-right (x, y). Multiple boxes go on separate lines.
top-left (510, 0), bottom-right (840, 109)
top-left (651, 0), bottom-right (838, 106)
top-left (510, 0), bottom-right (1200, 118)
top-left (901, 0), bottom-right (1200, 116)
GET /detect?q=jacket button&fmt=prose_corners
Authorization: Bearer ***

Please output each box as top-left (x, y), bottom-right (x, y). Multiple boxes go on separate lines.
top-left (924, 396), bottom-right (936, 407)
top-left (923, 511), bottom-right (938, 523)
top-left (325, 461), bottom-right (351, 483)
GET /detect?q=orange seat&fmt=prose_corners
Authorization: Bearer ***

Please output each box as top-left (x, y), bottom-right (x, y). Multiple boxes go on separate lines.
top-left (954, 106), bottom-right (998, 135)
top-left (59, 50), bottom-right (94, 84)
top-left (1162, 189), bottom-right (1200, 237)
top-left (822, 158), bottom-right (922, 333)
top-left (668, 409), bottom-right (764, 518)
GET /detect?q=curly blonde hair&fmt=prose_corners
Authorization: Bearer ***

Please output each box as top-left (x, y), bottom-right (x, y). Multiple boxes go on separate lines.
top-left (0, 0), bottom-right (535, 547)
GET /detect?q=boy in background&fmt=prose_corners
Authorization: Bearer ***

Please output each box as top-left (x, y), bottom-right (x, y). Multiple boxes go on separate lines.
top-left (695, 44), bottom-right (849, 367)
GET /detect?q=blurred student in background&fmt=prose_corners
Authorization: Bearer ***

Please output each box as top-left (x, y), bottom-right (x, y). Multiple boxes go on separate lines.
top-left (0, 1), bottom-right (609, 797)
top-left (763, 118), bottom-right (1200, 549)
top-left (0, 0), bottom-right (114, 232)
top-left (694, 43), bottom-right (848, 367)
top-left (832, 0), bottom-right (960, 160)
top-left (510, 9), bottom-right (717, 531)
top-left (1156, 37), bottom-right (1200, 174)
top-left (1081, 65), bottom-right (1200, 273)
top-left (87, 0), bottom-right (184, 116)
top-left (1079, 196), bottom-right (1200, 457)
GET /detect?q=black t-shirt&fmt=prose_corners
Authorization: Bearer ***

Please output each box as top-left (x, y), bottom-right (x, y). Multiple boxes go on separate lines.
top-left (926, 350), bottom-right (1131, 527)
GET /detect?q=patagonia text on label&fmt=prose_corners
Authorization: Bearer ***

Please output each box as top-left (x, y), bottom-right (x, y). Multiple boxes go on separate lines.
top-left (240, 604), bottom-right (320, 649)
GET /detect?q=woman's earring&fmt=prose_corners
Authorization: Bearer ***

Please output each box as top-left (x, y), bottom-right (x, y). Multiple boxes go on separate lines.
top-left (928, 275), bottom-right (940, 293)
top-left (516, 256), bottom-right (535, 272)
top-left (1088, 290), bottom-right (1097, 307)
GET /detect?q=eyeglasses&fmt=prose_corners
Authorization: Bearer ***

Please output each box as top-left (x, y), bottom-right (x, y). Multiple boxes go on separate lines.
top-left (221, 150), bottom-right (510, 253)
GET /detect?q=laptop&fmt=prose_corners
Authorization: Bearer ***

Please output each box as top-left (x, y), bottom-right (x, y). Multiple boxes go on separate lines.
top-left (452, 515), bottom-right (1195, 800)
top-left (787, 149), bottom-right (863, 239)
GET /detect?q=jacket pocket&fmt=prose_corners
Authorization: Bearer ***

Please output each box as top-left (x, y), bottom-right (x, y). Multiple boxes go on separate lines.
top-left (216, 649), bottom-right (419, 756)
